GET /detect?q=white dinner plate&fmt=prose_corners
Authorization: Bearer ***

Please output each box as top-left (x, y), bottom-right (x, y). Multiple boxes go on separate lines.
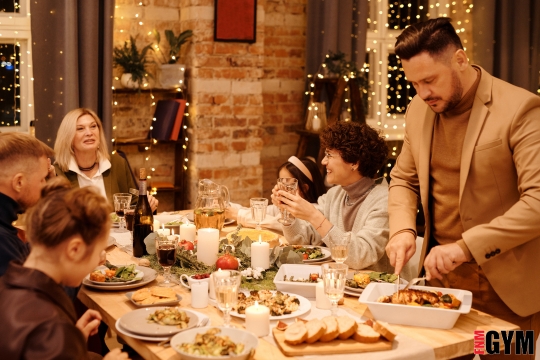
top-left (87, 268), bottom-right (144, 286)
top-left (291, 245), bottom-right (332, 263)
top-left (119, 307), bottom-right (199, 336)
top-left (230, 291), bottom-right (311, 321)
top-left (115, 318), bottom-right (171, 342)
top-left (82, 266), bottom-right (157, 291)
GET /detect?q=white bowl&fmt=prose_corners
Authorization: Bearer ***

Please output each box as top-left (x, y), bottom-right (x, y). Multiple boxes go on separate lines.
top-left (359, 282), bottom-right (472, 329)
top-left (273, 264), bottom-right (321, 299)
top-left (170, 326), bottom-right (258, 360)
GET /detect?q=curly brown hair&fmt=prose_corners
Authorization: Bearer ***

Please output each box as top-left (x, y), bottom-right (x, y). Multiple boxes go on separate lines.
top-left (320, 121), bottom-right (388, 178)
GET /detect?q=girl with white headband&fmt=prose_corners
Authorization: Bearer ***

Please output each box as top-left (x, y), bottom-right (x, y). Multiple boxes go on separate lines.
top-left (226, 157), bottom-right (326, 231)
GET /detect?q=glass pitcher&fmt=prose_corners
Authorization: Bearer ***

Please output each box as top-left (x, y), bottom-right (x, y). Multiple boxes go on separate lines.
top-left (194, 179), bottom-right (230, 230)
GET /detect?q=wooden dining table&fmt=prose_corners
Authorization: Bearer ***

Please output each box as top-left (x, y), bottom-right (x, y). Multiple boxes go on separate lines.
top-left (78, 224), bottom-right (519, 360)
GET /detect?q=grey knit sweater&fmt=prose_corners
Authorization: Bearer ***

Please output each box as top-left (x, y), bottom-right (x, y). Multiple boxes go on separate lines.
top-left (282, 179), bottom-right (406, 277)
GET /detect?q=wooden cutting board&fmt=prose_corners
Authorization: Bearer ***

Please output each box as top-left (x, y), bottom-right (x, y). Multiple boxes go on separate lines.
top-left (272, 328), bottom-right (392, 356)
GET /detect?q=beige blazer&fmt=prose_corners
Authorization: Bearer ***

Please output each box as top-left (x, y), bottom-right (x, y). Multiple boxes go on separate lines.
top-left (388, 66), bottom-right (540, 317)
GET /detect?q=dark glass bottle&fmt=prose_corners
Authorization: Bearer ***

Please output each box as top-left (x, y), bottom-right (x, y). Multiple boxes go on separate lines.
top-left (133, 168), bottom-right (154, 257)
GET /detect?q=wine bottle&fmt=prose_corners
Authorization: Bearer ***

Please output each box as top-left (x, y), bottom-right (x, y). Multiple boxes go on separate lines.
top-left (133, 168), bottom-right (154, 257)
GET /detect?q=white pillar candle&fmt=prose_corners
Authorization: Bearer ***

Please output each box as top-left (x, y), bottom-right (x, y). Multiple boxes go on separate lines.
top-left (250, 235), bottom-right (270, 269)
top-left (167, 234), bottom-right (177, 242)
top-left (209, 269), bottom-right (230, 300)
top-left (316, 279), bottom-right (332, 309)
top-left (197, 228), bottom-right (220, 266)
top-left (153, 219), bottom-right (161, 230)
top-left (180, 223), bottom-right (196, 243)
top-left (190, 282), bottom-right (209, 309)
top-left (245, 301), bottom-right (270, 337)
top-left (157, 228), bottom-right (171, 236)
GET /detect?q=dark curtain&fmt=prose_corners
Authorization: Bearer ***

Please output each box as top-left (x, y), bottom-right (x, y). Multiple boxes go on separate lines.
top-left (473, 0), bottom-right (540, 93)
top-left (306, 0), bottom-right (368, 75)
top-left (30, 0), bottom-right (115, 147)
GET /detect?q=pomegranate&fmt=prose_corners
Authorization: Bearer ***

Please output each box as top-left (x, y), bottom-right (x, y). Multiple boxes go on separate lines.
top-left (216, 251), bottom-right (239, 270)
top-left (178, 239), bottom-right (195, 251)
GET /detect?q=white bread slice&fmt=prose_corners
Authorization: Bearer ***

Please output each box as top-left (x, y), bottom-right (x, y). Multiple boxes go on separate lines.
top-left (372, 320), bottom-right (397, 342)
top-left (319, 316), bottom-right (339, 342)
top-left (337, 316), bottom-right (358, 340)
top-left (353, 323), bottom-right (381, 343)
top-left (284, 322), bottom-right (308, 345)
top-left (305, 319), bottom-right (327, 344)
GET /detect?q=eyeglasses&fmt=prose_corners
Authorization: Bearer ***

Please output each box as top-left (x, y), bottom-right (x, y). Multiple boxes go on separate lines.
top-left (324, 151), bottom-right (339, 160)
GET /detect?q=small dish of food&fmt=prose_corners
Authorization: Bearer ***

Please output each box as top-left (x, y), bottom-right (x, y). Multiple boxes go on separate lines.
top-left (291, 245), bottom-right (331, 263)
top-left (126, 286), bottom-right (182, 307)
top-left (118, 307), bottom-right (199, 336)
top-left (170, 327), bottom-right (258, 360)
top-left (88, 263), bottom-right (143, 285)
top-left (344, 271), bottom-right (406, 296)
top-left (359, 282), bottom-right (472, 329)
top-left (273, 264), bottom-right (321, 298)
top-left (231, 290), bottom-right (311, 320)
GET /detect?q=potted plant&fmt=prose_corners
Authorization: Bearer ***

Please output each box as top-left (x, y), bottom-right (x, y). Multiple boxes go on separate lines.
top-left (113, 35), bottom-right (153, 89)
top-left (154, 29), bottom-right (193, 88)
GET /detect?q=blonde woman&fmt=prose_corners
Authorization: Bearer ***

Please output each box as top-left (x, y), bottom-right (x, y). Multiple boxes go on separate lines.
top-left (54, 108), bottom-right (158, 211)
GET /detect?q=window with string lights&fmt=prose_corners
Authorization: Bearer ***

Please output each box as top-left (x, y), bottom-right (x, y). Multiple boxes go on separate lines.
top-left (0, 0), bottom-right (34, 132)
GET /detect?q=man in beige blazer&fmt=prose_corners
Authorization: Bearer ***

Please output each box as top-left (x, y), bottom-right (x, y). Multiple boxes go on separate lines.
top-left (386, 18), bottom-right (540, 358)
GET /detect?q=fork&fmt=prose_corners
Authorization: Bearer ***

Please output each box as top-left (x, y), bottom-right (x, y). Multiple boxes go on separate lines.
top-left (157, 317), bottom-right (210, 347)
top-left (401, 276), bottom-right (427, 291)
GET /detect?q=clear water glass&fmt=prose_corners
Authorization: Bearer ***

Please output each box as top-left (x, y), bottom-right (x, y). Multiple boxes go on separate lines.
top-left (250, 197), bottom-right (268, 230)
top-left (276, 177), bottom-right (298, 225)
top-left (330, 232), bottom-right (351, 264)
top-left (113, 193), bottom-right (132, 232)
top-left (322, 263), bottom-right (348, 316)
top-left (213, 270), bottom-right (242, 327)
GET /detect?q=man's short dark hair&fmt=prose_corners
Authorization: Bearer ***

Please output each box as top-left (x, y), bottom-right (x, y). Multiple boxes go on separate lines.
top-left (395, 17), bottom-right (463, 60)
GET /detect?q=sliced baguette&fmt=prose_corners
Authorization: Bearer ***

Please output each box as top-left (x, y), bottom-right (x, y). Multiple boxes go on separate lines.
top-left (305, 319), bottom-right (327, 344)
top-left (319, 316), bottom-right (339, 342)
top-left (284, 322), bottom-right (308, 345)
top-left (337, 316), bottom-right (358, 340)
top-left (353, 323), bottom-right (381, 343)
top-left (372, 320), bottom-right (397, 342)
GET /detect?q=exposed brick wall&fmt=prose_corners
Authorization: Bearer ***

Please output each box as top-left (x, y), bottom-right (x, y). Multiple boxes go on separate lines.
top-left (261, 0), bottom-right (307, 199)
top-left (113, 0), bottom-right (308, 210)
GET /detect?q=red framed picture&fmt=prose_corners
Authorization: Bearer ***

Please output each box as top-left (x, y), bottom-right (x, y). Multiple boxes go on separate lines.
top-left (214, 0), bottom-right (257, 43)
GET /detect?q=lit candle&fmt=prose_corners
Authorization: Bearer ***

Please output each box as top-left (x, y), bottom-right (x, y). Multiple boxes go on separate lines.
top-left (157, 227), bottom-right (171, 236)
top-left (196, 228), bottom-right (220, 266)
top-left (180, 222), bottom-right (196, 243)
top-left (250, 235), bottom-right (270, 269)
top-left (167, 229), bottom-right (177, 242)
top-left (153, 219), bottom-right (161, 230)
top-left (209, 268), bottom-right (230, 300)
top-left (245, 301), bottom-right (270, 337)
top-left (190, 282), bottom-right (209, 309)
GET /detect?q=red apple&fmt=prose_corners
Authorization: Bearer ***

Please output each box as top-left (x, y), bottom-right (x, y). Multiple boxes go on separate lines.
top-left (216, 252), bottom-right (239, 270)
top-left (178, 239), bottom-right (194, 251)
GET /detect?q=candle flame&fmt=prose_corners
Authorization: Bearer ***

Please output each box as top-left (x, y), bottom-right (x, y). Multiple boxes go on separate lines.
top-left (255, 300), bottom-right (259, 308)
top-left (259, 234), bottom-right (262, 244)
top-left (172, 229), bottom-right (175, 235)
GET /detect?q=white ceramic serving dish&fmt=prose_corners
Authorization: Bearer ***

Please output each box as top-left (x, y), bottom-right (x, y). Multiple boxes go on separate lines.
top-left (359, 282), bottom-right (472, 329)
top-left (273, 264), bottom-right (321, 299)
top-left (170, 326), bottom-right (258, 360)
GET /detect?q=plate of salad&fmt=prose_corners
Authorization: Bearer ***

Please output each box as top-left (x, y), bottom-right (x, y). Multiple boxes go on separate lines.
top-left (291, 245), bottom-right (331, 263)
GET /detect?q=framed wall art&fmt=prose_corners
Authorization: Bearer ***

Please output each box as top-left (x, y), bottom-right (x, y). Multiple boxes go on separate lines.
top-left (214, 0), bottom-right (257, 43)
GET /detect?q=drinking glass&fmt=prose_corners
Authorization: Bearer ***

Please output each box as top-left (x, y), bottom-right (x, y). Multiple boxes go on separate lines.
top-left (329, 232), bottom-right (351, 264)
top-left (250, 197), bottom-right (268, 230)
top-left (213, 270), bottom-right (242, 327)
top-left (322, 263), bottom-right (348, 316)
top-left (155, 236), bottom-right (178, 287)
top-left (113, 193), bottom-right (132, 232)
top-left (276, 178), bottom-right (298, 225)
